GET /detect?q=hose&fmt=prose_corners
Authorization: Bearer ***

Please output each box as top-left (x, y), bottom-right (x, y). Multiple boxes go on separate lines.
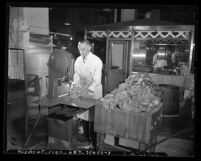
top-left (23, 75), bottom-right (42, 149)
top-left (23, 108), bottom-right (41, 149)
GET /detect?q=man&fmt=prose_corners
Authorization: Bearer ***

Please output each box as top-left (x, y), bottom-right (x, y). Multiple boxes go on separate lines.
top-left (171, 47), bottom-right (184, 67)
top-left (72, 39), bottom-right (103, 148)
top-left (153, 52), bottom-right (167, 72)
top-left (73, 39), bottom-right (103, 100)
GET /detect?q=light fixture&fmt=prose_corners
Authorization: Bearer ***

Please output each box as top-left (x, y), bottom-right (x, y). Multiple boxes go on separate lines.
top-left (102, 8), bottom-right (112, 12)
top-left (64, 19), bottom-right (71, 26)
top-left (64, 22), bottom-right (71, 26)
top-left (145, 12), bottom-right (152, 19)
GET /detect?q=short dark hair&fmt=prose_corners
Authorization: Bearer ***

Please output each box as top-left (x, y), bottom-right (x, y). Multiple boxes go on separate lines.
top-left (78, 38), bottom-right (93, 46)
top-left (78, 38), bottom-right (94, 52)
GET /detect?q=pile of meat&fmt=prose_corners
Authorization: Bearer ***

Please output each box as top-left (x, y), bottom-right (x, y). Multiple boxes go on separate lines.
top-left (69, 84), bottom-right (91, 98)
top-left (101, 73), bottom-right (162, 112)
top-left (69, 85), bottom-right (81, 99)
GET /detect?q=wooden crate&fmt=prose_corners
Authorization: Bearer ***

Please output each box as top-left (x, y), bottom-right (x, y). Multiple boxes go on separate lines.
top-left (94, 102), bottom-right (163, 144)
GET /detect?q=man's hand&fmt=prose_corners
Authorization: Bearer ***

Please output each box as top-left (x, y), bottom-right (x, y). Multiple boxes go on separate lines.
top-left (80, 88), bottom-right (88, 96)
top-left (80, 88), bottom-right (94, 98)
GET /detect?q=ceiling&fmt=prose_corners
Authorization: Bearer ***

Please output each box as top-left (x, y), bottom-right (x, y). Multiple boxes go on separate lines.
top-left (49, 8), bottom-right (114, 32)
top-left (48, 5), bottom-right (198, 42)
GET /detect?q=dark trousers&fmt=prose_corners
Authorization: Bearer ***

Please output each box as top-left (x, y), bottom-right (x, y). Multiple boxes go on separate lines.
top-left (82, 120), bottom-right (89, 139)
top-left (82, 120), bottom-right (96, 147)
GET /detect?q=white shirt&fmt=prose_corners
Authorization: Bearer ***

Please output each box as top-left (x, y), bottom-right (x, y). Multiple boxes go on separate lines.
top-left (73, 52), bottom-right (103, 99)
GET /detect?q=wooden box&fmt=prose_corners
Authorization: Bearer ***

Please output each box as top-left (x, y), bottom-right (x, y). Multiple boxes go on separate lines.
top-left (94, 102), bottom-right (163, 144)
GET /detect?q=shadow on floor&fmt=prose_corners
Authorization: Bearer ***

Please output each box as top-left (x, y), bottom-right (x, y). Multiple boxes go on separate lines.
top-left (7, 116), bottom-right (48, 150)
top-left (7, 117), bottom-right (26, 148)
top-left (159, 115), bottom-right (193, 140)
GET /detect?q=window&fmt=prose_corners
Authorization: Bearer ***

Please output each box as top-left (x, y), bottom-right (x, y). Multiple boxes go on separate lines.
top-left (131, 38), bottom-right (191, 75)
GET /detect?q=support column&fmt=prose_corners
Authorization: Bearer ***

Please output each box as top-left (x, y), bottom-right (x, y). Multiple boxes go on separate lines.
top-left (114, 9), bottom-right (117, 23)
top-left (152, 9), bottom-right (160, 20)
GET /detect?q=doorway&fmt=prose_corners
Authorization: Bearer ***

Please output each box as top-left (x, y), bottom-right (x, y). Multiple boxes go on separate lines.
top-left (105, 39), bottom-right (130, 94)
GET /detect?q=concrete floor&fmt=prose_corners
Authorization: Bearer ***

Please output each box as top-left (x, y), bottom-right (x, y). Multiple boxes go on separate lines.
top-left (6, 80), bottom-right (195, 157)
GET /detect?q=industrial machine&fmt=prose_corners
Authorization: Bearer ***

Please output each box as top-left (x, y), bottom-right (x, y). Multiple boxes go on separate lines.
top-left (47, 48), bottom-right (74, 98)
top-left (23, 33), bottom-right (75, 148)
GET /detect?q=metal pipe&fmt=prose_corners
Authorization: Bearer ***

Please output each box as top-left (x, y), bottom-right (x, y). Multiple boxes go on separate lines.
top-left (187, 28), bottom-right (195, 76)
top-left (50, 32), bottom-right (71, 37)
top-left (104, 30), bottom-right (110, 95)
top-left (129, 26), bottom-right (135, 75)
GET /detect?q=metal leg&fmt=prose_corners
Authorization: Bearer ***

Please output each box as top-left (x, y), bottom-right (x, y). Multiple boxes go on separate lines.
top-left (89, 122), bottom-right (96, 148)
top-left (68, 119), bottom-right (73, 150)
top-left (96, 133), bottom-right (105, 151)
top-left (83, 120), bottom-right (89, 139)
top-left (25, 108), bottom-right (28, 138)
top-left (114, 137), bottom-right (119, 146)
top-left (149, 134), bottom-right (157, 152)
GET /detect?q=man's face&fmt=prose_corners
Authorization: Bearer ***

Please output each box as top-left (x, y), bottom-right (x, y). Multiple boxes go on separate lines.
top-left (78, 42), bottom-right (91, 58)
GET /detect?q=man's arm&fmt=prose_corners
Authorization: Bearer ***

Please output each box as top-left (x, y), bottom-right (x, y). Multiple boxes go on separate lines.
top-left (73, 59), bottom-right (80, 86)
top-left (88, 59), bottom-right (103, 92)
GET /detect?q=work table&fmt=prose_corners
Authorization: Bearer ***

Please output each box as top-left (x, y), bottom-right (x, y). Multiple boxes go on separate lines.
top-left (35, 95), bottom-right (98, 110)
top-left (36, 95), bottom-right (98, 150)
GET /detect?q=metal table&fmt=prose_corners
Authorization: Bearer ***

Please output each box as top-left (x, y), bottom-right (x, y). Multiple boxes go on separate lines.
top-left (37, 96), bottom-right (97, 149)
top-left (37, 95), bottom-right (97, 109)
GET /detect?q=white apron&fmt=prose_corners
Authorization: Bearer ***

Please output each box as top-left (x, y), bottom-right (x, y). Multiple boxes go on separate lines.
top-left (75, 59), bottom-right (102, 122)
